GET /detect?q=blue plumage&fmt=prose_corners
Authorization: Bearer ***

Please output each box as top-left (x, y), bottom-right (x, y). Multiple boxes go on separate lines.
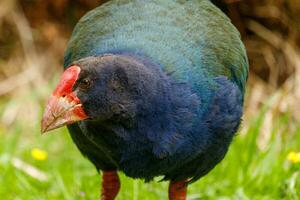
top-left (58, 0), bottom-right (248, 195)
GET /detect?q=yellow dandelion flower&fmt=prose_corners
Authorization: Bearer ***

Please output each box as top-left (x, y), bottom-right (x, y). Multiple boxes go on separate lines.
top-left (31, 148), bottom-right (48, 161)
top-left (287, 151), bottom-right (300, 164)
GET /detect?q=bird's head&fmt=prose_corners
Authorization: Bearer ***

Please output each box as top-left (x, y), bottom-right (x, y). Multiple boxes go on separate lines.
top-left (41, 54), bottom-right (158, 133)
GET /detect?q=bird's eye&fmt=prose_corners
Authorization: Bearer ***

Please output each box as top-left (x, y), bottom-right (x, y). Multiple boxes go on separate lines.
top-left (79, 78), bottom-right (91, 89)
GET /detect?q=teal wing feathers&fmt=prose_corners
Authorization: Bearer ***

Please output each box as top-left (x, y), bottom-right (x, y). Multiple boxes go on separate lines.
top-left (64, 0), bottom-right (248, 111)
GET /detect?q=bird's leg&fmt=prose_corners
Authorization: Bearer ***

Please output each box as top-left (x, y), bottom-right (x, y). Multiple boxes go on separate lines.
top-left (168, 180), bottom-right (188, 200)
top-left (101, 171), bottom-right (120, 200)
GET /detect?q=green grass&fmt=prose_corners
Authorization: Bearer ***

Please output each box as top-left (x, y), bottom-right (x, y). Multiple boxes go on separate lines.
top-left (0, 90), bottom-right (299, 200)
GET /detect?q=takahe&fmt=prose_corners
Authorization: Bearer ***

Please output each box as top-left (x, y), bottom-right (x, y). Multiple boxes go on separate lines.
top-left (41, 0), bottom-right (248, 199)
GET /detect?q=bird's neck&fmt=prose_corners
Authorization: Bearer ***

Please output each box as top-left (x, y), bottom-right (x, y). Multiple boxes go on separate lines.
top-left (105, 54), bottom-right (201, 139)
top-left (137, 72), bottom-right (201, 138)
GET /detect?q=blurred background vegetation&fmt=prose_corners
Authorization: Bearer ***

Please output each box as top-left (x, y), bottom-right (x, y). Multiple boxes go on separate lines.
top-left (0, 0), bottom-right (299, 199)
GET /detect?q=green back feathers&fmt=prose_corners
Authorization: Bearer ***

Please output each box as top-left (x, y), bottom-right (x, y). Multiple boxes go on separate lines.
top-left (64, 0), bottom-right (248, 107)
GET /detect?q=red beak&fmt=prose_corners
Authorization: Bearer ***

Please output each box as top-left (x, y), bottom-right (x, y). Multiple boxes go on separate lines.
top-left (41, 66), bottom-right (88, 133)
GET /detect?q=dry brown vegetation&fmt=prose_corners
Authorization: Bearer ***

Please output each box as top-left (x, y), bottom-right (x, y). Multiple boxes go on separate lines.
top-left (0, 0), bottom-right (299, 135)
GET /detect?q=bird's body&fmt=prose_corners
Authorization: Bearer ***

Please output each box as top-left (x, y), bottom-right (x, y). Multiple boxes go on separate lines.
top-left (42, 0), bottom-right (248, 199)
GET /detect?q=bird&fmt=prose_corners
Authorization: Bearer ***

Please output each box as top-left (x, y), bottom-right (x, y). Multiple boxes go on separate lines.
top-left (41, 0), bottom-right (248, 199)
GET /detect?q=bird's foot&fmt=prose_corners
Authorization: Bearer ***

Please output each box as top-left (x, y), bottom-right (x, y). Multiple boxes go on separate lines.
top-left (101, 171), bottom-right (120, 200)
top-left (168, 180), bottom-right (187, 200)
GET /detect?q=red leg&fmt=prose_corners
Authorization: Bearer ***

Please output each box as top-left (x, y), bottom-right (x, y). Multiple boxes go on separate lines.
top-left (101, 171), bottom-right (120, 200)
top-left (168, 180), bottom-right (187, 200)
